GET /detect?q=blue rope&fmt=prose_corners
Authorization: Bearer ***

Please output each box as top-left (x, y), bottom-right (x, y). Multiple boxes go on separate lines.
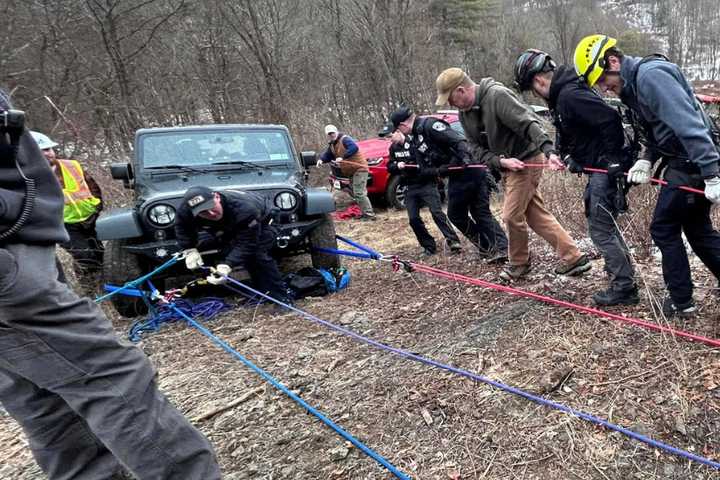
top-left (219, 275), bottom-right (720, 471)
top-left (165, 302), bottom-right (410, 480)
top-left (128, 298), bottom-right (229, 342)
top-left (95, 256), bottom-right (179, 303)
top-left (313, 247), bottom-right (375, 259)
top-left (336, 235), bottom-right (382, 259)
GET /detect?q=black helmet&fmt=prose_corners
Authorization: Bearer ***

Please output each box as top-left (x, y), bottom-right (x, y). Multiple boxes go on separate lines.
top-left (514, 49), bottom-right (556, 91)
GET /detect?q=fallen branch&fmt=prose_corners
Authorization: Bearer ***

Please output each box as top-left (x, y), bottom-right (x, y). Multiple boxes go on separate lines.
top-left (192, 386), bottom-right (265, 422)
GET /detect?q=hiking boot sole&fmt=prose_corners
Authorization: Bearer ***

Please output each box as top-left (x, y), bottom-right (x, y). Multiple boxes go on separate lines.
top-left (558, 261), bottom-right (592, 277)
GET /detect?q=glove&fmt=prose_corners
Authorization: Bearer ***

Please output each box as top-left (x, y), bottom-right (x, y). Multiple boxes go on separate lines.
top-left (704, 176), bottom-right (720, 204)
top-left (206, 264), bottom-right (232, 285)
top-left (627, 160), bottom-right (651, 184)
top-left (437, 165), bottom-right (451, 177)
top-left (606, 162), bottom-right (625, 180)
top-left (183, 248), bottom-right (204, 270)
top-left (315, 159), bottom-right (323, 168)
top-left (564, 155), bottom-right (583, 174)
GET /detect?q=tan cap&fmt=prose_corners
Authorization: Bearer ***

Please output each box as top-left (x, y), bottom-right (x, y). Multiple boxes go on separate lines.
top-left (435, 68), bottom-right (467, 106)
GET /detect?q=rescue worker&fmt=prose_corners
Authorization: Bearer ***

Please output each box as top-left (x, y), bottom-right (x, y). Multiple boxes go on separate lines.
top-left (388, 105), bottom-right (508, 261)
top-left (514, 49), bottom-right (638, 305)
top-left (175, 185), bottom-right (292, 305)
top-left (30, 131), bottom-right (104, 292)
top-left (436, 67), bottom-right (591, 281)
top-left (316, 124), bottom-right (376, 220)
top-left (0, 89), bottom-right (221, 479)
top-left (574, 35), bottom-right (720, 316)
top-left (385, 120), bottom-right (462, 256)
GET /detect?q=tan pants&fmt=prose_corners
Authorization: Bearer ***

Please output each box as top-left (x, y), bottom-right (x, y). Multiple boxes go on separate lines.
top-left (502, 155), bottom-right (582, 266)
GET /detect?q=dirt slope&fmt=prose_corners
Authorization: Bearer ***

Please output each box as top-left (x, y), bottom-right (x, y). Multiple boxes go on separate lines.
top-left (2, 208), bottom-right (720, 480)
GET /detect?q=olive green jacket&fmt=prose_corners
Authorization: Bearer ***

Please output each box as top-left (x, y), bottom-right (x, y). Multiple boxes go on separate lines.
top-left (459, 78), bottom-right (554, 169)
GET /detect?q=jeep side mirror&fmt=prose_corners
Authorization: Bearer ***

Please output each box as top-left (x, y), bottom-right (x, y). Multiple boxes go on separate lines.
top-left (110, 162), bottom-right (133, 188)
top-left (300, 151), bottom-right (317, 168)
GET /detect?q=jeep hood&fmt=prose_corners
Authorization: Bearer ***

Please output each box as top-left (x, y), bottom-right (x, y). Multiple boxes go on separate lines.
top-left (135, 168), bottom-right (302, 198)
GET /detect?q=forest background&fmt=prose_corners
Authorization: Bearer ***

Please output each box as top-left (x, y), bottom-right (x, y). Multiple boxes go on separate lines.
top-left (1, 0), bottom-right (719, 158)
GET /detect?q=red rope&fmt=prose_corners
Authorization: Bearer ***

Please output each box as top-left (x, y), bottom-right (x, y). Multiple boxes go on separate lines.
top-left (583, 166), bottom-right (706, 195)
top-left (408, 261), bottom-right (720, 349)
top-left (401, 163), bottom-right (707, 194)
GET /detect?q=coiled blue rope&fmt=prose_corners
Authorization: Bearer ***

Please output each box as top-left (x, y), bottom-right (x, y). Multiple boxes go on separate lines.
top-left (166, 302), bottom-right (411, 480)
top-left (128, 297), bottom-right (230, 342)
top-left (219, 275), bottom-right (720, 471)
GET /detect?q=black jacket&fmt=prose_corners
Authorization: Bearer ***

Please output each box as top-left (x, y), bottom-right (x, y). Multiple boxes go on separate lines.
top-left (386, 137), bottom-right (437, 187)
top-left (175, 190), bottom-right (274, 267)
top-left (548, 65), bottom-right (626, 169)
top-left (408, 117), bottom-right (480, 180)
top-left (0, 129), bottom-right (68, 245)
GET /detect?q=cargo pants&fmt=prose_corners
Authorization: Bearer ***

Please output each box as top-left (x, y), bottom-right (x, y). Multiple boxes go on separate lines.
top-left (0, 243), bottom-right (221, 480)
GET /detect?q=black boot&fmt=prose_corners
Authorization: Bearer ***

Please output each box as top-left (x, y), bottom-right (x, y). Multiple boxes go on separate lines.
top-left (662, 296), bottom-right (696, 318)
top-left (592, 287), bottom-right (639, 306)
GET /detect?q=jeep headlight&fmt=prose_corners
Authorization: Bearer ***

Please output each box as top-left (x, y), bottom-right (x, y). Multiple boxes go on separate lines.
top-left (148, 204), bottom-right (176, 226)
top-left (274, 192), bottom-right (297, 210)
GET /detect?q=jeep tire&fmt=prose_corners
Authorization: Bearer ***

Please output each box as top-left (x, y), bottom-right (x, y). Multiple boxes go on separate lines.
top-left (309, 214), bottom-right (341, 269)
top-left (385, 175), bottom-right (407, 210)
top-left (103, 239), bottom-right (149, 318)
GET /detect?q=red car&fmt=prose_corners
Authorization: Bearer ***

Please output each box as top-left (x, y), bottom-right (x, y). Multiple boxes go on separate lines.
top-left (329, 106), bottom-right (551, 209)
top-left (328, 111), bottom-right (460, 209)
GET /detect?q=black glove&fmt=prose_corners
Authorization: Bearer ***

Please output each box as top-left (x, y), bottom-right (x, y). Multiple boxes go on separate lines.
top-left (564, 155), bottom-right (584, 174)
top-left (606, 162), bottom-right (626, 180)
top-left (437, 165), bottom-right (451, 177)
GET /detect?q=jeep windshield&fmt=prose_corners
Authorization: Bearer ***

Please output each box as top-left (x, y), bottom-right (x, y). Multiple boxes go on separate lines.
top-left (139, 130), bottom-right (294, 170)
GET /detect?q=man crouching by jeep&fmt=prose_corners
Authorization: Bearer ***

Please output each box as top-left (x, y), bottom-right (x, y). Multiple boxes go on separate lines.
top-left (0, 89), bottom-right (220, 479)
top-left (175, 185), bottom-right (293, 305)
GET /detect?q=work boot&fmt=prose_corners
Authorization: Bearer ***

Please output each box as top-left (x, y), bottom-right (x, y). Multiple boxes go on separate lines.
top-left (486, 250), bottom-right (508, 265)
top-left (662, 296), bottom-right (696, 318)
top-left (554, 254), bottom-right (591, 276)
top-left (592, 287), bottom-right (639, 306)
top-left (499, 262), bottom-right (531, 281)
top-left (421, 248), bottom-right (436, 257)
top-left (448, 241), bottom-right (462, 253)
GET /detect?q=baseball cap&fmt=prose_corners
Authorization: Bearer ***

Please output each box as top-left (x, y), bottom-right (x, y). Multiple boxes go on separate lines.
top-left (435, 68), bottom-right (468, 106)
top-left (389, 106), bottom-right (413, 129)
top-left (183, 186), bottom-right (216, 216)
top-left (324, 124), bottom-right (338, 135)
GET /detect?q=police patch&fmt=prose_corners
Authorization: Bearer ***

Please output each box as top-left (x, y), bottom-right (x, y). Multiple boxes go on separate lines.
top-left (404, 142), bottom-right (410, 149)
top-left (432, 122), bottom-right (447, 132)
top-left (187, 195), bottom-right (206, 207)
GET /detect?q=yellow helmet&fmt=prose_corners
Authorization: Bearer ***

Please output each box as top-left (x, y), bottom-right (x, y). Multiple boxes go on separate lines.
top-left (574, 34), bottom-right (617, 87)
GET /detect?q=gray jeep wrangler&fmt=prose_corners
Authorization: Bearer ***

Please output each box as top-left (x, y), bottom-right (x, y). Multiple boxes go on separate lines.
top-left (97, 124), bottom-right (339, 317)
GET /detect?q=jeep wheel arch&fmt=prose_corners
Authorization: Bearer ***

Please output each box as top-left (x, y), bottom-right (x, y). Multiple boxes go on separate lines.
top-left (308, 214), bottom-right (341, 269)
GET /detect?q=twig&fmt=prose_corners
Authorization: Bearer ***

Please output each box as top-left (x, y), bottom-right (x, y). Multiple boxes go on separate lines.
top-left (587, 361), bottom-right (670, 387)
top-left (192, 386), bottom-right (265, 422)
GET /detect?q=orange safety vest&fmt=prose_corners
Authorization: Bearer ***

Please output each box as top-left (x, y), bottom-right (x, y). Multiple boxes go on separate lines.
top-left (57, 159), bottom-right (101, 224)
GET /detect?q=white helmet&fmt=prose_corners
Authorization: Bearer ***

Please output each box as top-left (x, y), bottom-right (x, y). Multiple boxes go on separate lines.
top-left (324, 124), bottom-right (338, 135)
top-left (30, 131), bottom-right (59, 150)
